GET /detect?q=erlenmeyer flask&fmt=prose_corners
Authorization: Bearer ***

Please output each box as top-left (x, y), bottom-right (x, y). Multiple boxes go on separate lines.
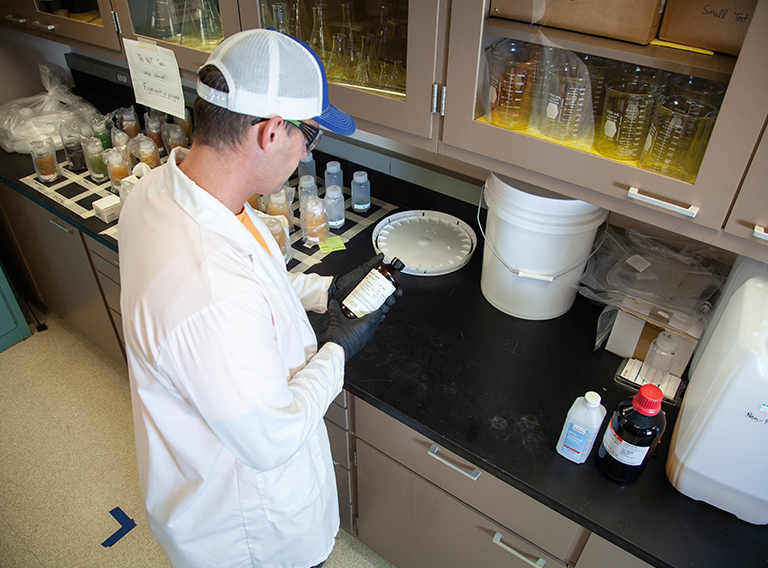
top-left (259, 0), bottom-right (273, 27)
top-left (327, 33), bottom-right (349, 82)
top-left (308, 4), bottom-right (332, 67)
top-left (180, 0), bottom-right (223, 51)
top-left (340, 4), bottom-right (359, 57)
top-left (356, 33), bottom-right (378, 87)
top-left (371, 4), bottom-right (393, 81)
top-left (383, 60), bottom-right (405, 91)
top-left (148, 0), bottom-right (179, 40)
top-left (376, 18), bottom-right (402, 87)
top-left (288, 0), bottom-right (309, 42)
top-left (272, 3), bottom-right (289, 34)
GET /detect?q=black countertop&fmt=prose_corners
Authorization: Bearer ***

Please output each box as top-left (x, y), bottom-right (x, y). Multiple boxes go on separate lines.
top-left (3, 146), bottom-right (766, 568)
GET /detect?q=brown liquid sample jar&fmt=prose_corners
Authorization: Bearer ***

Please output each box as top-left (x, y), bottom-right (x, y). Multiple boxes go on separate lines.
top-left (341, 257), bottom-right (405, 318)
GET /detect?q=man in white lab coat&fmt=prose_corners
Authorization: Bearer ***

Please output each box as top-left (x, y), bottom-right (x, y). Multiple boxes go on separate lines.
top-left (119, 29), bottom-right (394, 568)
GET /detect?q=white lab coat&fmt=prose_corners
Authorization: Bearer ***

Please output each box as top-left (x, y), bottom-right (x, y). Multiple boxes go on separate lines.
top-left (119, 148), bottom-right (344, 568)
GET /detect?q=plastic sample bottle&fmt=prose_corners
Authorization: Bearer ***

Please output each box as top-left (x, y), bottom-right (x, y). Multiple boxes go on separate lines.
top-left (144, 114), bottom-right (165, 153)
top-left (60, 121), bottom-right (85, 172)
top-left (324, 160), bottom-right (343, 190)
top-left (103, 148), bottom-right (131, 194)
top-left (300, 195), bottom-right (328, 244)
top-left (298, 175), bottom-right (318, 204)
top-left (90, 116), bottom-right (113, 149)
top-left (341, 257), bottom-right (405, 319)
top-left (268, 187), bottom-right (294, 227)
top-left (597, 384), bottom-right (666, 483)
top-left (298, 151), bottom-right (316, 180)
top-left (324, 184), bottom-right (345, 229)
top-left (556, 391), bottom-right (607, 464)
top-left (81, 137), bottom-right (108, 182)
top-left (639, 331), bottom-right (679, 383)
top-left (351, 170), bottom-right (371, 212)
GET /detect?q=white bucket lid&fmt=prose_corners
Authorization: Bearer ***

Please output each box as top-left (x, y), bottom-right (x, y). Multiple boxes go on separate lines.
top-left (485, 172), bottom-right (607, 235)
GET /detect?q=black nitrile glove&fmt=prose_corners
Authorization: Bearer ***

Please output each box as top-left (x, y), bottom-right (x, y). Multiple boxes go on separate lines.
top-left (328, 254), bottom-right (385, 303)
top-left (324, 299), bottom-right (386, 361)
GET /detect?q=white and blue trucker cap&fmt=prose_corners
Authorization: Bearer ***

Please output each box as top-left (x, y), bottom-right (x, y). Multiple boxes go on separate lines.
top-left (197, 29), bottom-right (355, 135)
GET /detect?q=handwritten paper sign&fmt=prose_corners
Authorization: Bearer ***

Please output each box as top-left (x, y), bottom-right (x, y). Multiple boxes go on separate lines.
top-left (123, 38), bottom-right (185, 119)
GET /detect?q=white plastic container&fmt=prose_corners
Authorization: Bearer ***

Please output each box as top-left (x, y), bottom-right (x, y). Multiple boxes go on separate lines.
top-left (324, 161), bottom-right (343, 190)
top-left (351, 171), bottom-right (371, 212)
top-left (556, 391), bottom-right (607, 464)
top-left (666, 275), bottom-right (768, 525)
top-left (298, 151), bottom-right (316, 179)
top-left (480, 172), bottom-right (607, 320)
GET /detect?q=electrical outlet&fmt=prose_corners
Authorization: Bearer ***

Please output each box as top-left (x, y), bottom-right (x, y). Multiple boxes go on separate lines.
top-left (116, 72), bottom-right (129, 84)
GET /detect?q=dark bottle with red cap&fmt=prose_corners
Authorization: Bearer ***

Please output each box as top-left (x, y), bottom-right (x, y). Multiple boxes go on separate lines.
top-left (596, 385), bottom-right (666, 483)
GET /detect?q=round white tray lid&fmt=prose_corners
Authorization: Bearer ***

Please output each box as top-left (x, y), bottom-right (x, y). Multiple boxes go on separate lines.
top-left (372, 210), bottom-right (477, 276)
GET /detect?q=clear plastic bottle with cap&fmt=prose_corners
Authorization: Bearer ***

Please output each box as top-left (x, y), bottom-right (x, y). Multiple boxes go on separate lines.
top-left (351, 170), bottom-right (370, 212)
top-left (268, 187), bottom-right (294, 227)
top-left (324, 184), bottom-right (345, 229)
top-left (298, 175), bottom-right (318, 204)
top-left (90, 116), bottom-right (113, 149)
top-left (324, 160), bottom-right (343, 190)
top-left (556, 391), bottom-right (607, 464)
top-left (341, 257), bottom-right (405, 319)
top-left (137, 137), bottom-right (161, 169)
top-left (597, 384), bottom-right (666, 482)
top-left (298, 151), bottom-right (316, 180)
top-left (81, 137), bottom-right (108, 183)
top-left (144, 114), bottom-right (165, 154)
top-left (31, 137), bottom-right (60, 183)
top-left (639, 331), bottom-right (679, 384)
top-left (103, 148), bottom-right (131, 194)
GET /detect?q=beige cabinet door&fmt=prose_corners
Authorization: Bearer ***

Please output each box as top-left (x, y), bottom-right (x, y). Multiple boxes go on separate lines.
top-left (356, 439), bottom-right (564, 568)
top-left (574, 534), bottom-right (654, 568)
top-left (21, 0), bottom-right (121, 51)
top-left (238, 0), bottom-right (446, 149)
top-left (724, 126), bottom-right (768, 254)
top-left (441, 0), bottom-right (768, 234)
top-left (111, 0), bottom-right (241, 75)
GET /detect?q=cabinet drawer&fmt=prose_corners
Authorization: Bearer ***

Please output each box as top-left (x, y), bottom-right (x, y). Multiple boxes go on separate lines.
top-left (325, 399), bottom-right (349, 429)
top-left (333, 461), bottom-right (353, 504)
top-left (357, 440), bottom-right (565, 568)
top-left (338, 497), bottom-right (354, 534)
top-left (85, 236), bottom-right (120, 283)
top-left (575, 534), bottom-right (654, 568)
top-left (96, 271), bottom-right (121, 314)
top-left (111, 308), bottom-right (124, 344)
top-left (354, 398), bottom-right (587, 564)
top-left (333, 390), bottom-right (348, 409)
top-left (324, 418), bottom-right (351, 470)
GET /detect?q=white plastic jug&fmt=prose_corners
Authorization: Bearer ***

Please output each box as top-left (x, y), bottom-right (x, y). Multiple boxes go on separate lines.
top-left (666, 275), bottom-right (768, 525)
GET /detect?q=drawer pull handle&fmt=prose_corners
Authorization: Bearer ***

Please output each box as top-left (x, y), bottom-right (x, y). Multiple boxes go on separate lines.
top-left (753, 226), bottom-right (768, 241)
top-left (427, 444), bottom-right (481, 481)
top-left (32, 21), bottom-right (55, 30)
top-left (49, 218), bottom-right (73, 233)
top-left (492, 532), bottom-right (547, 567)
top-left (627, 187), bottom-right (699, 218)
top-left (5, 15), bottom-right (27, 23)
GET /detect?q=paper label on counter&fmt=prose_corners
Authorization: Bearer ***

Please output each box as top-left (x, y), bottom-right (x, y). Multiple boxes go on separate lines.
top-left (602, 422), bottom-right (649, 466)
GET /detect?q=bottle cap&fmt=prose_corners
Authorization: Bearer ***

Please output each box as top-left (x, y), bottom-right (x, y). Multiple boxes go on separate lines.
top-left (632, 384), bottom-right (663, 416)
top-left (353, 171), bottom-right (368, 182)
top-left (299, 175), bottom-right (315, 188)
top-left (655, 331), bottom-right (680, 351)
top-left (327, 161), bottom-right (340, 172)
top-left (584, 391), bottom-right (601, 407)
top-left (391, 257), bottom-right (405, 271)
top-left (326, 184), bottom-right (342, 197)
top-left (300, 152), bottom-right (314, 163)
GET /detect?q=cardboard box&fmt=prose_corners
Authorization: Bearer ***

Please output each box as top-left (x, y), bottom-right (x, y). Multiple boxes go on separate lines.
top-left (93, 195), bottom-right (122, 224)
top-left (659, 0), bottom-right (757, 55)
top-left (605, 307), bottom-right (699, 377)
top-left (490, 0), bottom-right (665, 45)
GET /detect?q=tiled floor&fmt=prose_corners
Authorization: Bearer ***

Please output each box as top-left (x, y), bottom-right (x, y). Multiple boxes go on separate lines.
top-left (0, 311), bottom-right (395, 568)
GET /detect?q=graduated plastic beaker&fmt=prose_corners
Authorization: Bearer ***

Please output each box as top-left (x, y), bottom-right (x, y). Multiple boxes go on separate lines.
top-left (539, 61), bottom-right (592, 141)
top-left (639, 95), bottom-right (718, 182)
top-left (486, 39), bottom-right (538, 131)
top-left (598, 79), bottom-right (661, 162)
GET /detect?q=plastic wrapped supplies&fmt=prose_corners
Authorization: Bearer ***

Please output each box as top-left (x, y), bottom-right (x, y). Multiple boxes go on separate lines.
top-left (0, 63), bottom-right (99, 154)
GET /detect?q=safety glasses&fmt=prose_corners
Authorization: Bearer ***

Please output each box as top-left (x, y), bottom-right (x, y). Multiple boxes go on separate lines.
top-left (285, 120), bottom-right (322, 153)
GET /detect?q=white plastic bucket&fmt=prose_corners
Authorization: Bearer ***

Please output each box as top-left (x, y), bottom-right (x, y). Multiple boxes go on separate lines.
top-left (480, 172), bottom-right (607, 320)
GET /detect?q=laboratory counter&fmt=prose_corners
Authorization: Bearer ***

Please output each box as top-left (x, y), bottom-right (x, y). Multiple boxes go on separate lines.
top-left (1, 147), bottom-right (766, 568)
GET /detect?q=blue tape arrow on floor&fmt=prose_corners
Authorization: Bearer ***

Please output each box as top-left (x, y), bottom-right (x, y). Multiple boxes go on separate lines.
top-left (101, 507), bottom-right (137, 547)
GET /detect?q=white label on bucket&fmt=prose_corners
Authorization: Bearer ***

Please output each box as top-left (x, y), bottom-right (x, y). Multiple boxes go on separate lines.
top-left (626, 254), bottom-right (652, 273)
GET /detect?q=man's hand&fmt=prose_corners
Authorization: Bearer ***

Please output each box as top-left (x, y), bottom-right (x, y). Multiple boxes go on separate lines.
top-left (324, 300), bottom-right (387, 361)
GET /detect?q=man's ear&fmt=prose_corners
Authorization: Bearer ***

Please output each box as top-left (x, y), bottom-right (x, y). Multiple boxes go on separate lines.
top-left (254, 117), bottom-right (285, 152)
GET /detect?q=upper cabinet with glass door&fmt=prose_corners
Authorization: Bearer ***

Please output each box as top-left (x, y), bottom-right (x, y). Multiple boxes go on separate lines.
top-left (441, 0), bottom-right (768, 233)
top-left (111, 0), bottom-right (240, 72)
top-left (19, 0), bottom-right (121, 50)
top-left (239, 0), bottom-right (445, 149)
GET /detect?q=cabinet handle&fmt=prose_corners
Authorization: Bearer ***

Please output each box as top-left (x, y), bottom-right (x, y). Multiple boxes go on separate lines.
top-left (32, 21), bottom-right (56, 30)
top-left (5, 15), bottom-right (27, 23)
top-left (627, 187), bottom-right (699, 218)
top-left (427, 444), bottom-right (481, 481)
top-left (492, 532), bottom-right (547, 568)
top-left (753, 226), bottom-right (768, 241)
top-left (49, 218), bottom-right (73, 234)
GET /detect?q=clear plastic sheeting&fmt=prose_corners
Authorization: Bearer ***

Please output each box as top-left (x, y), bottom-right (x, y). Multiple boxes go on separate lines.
top-left (579, 227), bottom-right (728, 330)
top-left (0, 63), bottom-right (98, 154)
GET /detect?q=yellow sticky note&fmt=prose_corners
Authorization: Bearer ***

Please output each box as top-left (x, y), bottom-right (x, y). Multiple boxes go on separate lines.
top-left (319, 236), bottom-right (346, 253)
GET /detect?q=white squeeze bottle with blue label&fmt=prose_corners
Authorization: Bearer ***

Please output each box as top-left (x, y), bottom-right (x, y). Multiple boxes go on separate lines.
top-left (556, 391), bottom-right (607, 464)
